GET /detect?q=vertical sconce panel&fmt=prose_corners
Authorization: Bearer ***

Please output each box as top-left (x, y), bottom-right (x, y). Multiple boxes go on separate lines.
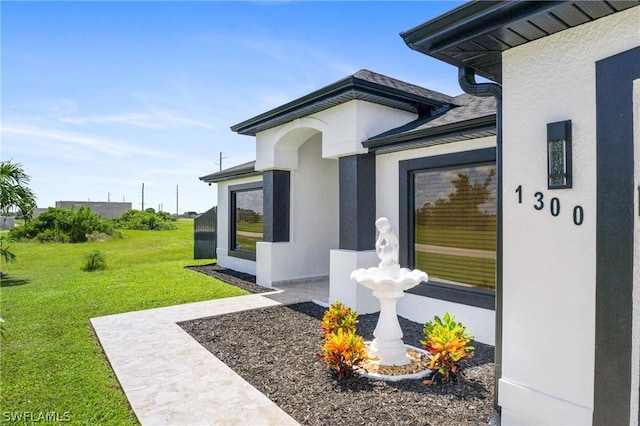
top-left (547, 120), bottom-right (572, 189)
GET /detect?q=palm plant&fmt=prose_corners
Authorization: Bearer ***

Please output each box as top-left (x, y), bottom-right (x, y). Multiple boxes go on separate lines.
top-left (1, 161), bottom-right (37, 264)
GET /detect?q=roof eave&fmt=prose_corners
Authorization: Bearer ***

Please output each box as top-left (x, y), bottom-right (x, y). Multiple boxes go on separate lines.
top-left (199, 169), bottom-right (262, 184)
top-left (401, 1), bottom-right (562, 82)
top-left (401, 1), bottom-right (640, 83)
top-left (231, 75), bottom-right (457, 137)
top-left (364, 114), bottom-right (496, 152)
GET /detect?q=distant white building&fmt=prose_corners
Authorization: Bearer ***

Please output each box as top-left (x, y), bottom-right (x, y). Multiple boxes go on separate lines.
top-left (54, 201), bottom-right (132, 219)
top-left (0, 216), bottom-right (15, 229)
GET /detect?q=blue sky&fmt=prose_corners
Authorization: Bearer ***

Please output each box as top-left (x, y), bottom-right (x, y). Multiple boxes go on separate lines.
top-left (2, 1), bottom-right (465, 214)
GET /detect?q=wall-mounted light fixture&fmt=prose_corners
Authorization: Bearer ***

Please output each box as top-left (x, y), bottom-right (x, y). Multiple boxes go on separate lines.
top-left (547, 120), bottom-right (572, 189)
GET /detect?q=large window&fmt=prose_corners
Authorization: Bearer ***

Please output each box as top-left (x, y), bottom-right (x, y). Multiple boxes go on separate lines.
top-left (399, 148), bottom-right (496, 309)
top-left (229, 182), bottom-right (263, 260)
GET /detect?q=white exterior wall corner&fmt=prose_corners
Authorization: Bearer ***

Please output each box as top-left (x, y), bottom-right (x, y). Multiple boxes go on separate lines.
top-left (500, 7), bottom-right (640, 424)
top-left (215, 175), bottom-right (263, 276)
top-left (632, 79), bottom-right (640, 426)
top-left (375, 136), bottom-right (497, 345)
top-left (319, 100), bottom-right (418, 159)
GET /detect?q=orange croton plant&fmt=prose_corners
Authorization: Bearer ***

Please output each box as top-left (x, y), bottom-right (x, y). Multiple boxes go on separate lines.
top-left (317, 301), bottom-right (370, 378)
top-left (421, 312), bottom-right (474, 383)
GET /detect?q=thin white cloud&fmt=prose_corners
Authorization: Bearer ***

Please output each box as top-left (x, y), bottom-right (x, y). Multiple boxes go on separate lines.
top-left (2, 123), bottom-right (168, 158)
top-left (59, 113), bottom-right (159, 128)
top-left (59, 111), bottom-right (215, 130)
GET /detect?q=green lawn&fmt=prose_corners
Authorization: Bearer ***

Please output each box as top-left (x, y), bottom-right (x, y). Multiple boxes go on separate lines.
top-left (0, 219), bottom-right (248, 424)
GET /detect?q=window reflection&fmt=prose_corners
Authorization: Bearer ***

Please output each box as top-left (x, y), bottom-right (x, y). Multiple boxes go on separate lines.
top-left (233, 189), bottom-right (263, 255)
top-left (414, 163), bottom-right (496, 290)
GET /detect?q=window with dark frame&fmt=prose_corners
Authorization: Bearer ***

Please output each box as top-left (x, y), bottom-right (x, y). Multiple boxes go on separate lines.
top-left (229, 182), bottom-right (263, 261)
top-left (399, 148), bottom-right (497, 310)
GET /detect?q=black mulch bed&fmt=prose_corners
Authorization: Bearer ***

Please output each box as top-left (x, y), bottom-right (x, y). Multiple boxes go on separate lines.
top-left (185, 263), bottom-right (272, 294)
top-left (179, 301), bottom-right (495, 426)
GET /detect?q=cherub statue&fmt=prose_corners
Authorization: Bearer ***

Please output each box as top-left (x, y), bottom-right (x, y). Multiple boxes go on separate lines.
top-left (375, 217), bottom-right (399, 268)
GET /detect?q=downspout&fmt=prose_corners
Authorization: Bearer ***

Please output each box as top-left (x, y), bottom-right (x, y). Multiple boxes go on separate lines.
top-left (458, 66), bottom-right (503, 419)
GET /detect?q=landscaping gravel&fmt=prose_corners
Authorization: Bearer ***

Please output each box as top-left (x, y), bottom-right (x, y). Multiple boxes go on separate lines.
top-left (179, 269), bottom-right (495, 426)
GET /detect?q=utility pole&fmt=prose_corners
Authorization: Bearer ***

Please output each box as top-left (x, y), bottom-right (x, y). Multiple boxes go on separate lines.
top-left (108, 192), bottom-right (110, 202)
top-left (215, 152), bottom-right (228, 172)
top-left (141, 183), bottom-right (145, 210)
top-left (176, 185), bottom-right (179, 217)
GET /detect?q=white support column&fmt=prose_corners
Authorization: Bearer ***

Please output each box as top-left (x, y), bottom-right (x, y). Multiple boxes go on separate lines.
top-left (329, 249), bottom-right (379, 314)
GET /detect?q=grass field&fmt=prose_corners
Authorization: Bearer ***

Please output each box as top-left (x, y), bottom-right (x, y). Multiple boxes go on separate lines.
top-left (0, 219), bottom-right (247, 424)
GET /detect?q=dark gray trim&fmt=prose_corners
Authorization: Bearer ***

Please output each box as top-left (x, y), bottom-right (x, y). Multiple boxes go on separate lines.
top-left (399, 147), bottom-right (496, 310)
top-left (406, 281), bottom-right (495, 310)
top-left (263, 170), bottom-right (290, 243)
top-left (200, 161), bottom-right (260, 183)
top-left (228, 181), bottom-right (264, 261)
top-left (593, 46), bottom-right (639, 425)
top-left (339, 154), bottom-right (376, 250)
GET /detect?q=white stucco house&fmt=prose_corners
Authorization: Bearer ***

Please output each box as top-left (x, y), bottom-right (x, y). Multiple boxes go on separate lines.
top-left (201, 69), bottom-right (498, 344)
top-left (201, 1), bottom-right (639, 424)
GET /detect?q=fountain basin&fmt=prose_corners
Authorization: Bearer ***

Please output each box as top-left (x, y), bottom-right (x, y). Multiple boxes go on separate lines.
top-left (351, 265), bottom-right (427, 294)
top-left (357, 344), bottom-right (432, 382)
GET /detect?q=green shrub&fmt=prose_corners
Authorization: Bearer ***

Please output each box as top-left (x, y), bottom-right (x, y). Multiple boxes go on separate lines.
top-left (421, 313), bottom-right (474, 383)
top-left (83, 250), bottom-right (107, 272)
top-left (113, 208), bottom-right (177, 231)
top-left (9, 207), bottom-right (115, 243)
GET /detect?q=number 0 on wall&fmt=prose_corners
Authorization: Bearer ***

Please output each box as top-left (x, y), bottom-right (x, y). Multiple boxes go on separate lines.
top-left (515, 185), bottom-right (583, 226)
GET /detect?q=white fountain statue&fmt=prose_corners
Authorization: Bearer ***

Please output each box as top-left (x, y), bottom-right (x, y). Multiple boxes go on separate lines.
top-left (350, 218), bottom-right (428, 366)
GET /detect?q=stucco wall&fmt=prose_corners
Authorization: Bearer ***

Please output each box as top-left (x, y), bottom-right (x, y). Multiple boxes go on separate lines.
top-left (216, 175), bottom-right (263, 276)
top-left (632, 78), bottom-right (640, 426)
top-left (500, 7), bottom-right (640, 424)
top-left (375, 136), bottom-right (497, 344)
top-left (257, 133), bottom-right (339, 285)
top-left (255, 100), bottom-right (416, 170)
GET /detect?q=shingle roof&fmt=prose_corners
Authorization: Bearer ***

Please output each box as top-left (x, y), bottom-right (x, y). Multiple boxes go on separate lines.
top-left (365, 93), bottom-right (496, 153)
top-left (352, 69), bottom-right (458, 106)
top-left (199, 161), bottom-right (259, 183)
top-left (231, 69), bottom-right (458, 136)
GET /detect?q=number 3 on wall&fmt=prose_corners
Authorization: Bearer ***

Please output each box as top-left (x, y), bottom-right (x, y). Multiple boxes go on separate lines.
top-left (515, 185), bottom-right (583, 226)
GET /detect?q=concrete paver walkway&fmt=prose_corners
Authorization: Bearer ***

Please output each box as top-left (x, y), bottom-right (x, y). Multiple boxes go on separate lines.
top-left (91, 281), bottom-right (329, 425)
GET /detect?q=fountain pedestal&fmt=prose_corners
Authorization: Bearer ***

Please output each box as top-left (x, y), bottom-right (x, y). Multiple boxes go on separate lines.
top-left (350, 218), bottom-right (428, 366)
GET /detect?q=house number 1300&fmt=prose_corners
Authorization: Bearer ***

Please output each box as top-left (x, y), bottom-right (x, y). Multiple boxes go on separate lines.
top-left (515, 185), bottom-right (584, 226)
